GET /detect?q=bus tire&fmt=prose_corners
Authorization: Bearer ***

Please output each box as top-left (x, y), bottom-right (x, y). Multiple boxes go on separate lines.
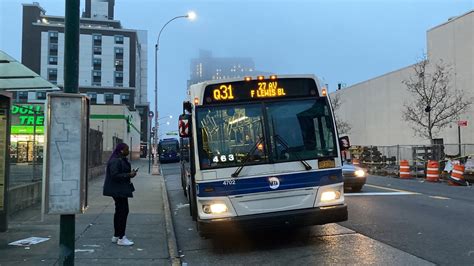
top-left (181, 171), bottom-right (187, 197)
top-left (189, 185), bottom-right (198, 221)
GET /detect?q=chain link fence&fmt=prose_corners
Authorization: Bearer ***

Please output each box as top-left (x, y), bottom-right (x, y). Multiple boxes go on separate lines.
top-left (349, 144), bottom-right (474, 179)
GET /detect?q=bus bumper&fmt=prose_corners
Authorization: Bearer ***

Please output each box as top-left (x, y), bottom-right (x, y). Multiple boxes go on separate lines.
top-left (197, 204), bottom-right (347, 236)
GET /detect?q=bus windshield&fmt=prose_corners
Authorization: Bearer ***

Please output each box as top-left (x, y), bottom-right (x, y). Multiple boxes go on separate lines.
top-left (196, 98), bottom-right (337, 170)
top-left (267, 98), bottom-right (337, 162)
top-left (196, 104), bottom-right (266, 169)
top-left (159, 140), bottom-right (179, 154)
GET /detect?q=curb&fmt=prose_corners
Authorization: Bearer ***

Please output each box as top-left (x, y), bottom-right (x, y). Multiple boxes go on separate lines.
top-left (160, 174), bottom-right (181, 266)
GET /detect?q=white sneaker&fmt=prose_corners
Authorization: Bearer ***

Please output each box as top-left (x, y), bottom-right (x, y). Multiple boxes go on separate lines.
top-left (111, 236), bottom-right (119, 243)
top-left (117, 236), bottom-right (134, 246)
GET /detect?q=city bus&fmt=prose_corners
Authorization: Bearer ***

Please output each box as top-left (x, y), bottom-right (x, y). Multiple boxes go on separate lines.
top-left (179, 74), bottom-right (348, 237)
top-left (158, 138), bottom-right (180, 163)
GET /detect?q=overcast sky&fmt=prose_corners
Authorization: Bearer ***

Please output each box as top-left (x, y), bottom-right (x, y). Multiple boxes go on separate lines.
top-left (1, 0), bottom-right (473, 134)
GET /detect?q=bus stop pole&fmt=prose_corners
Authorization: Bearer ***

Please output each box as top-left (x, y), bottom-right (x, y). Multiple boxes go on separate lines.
top-left (59, 0), bottom-right (79, 264)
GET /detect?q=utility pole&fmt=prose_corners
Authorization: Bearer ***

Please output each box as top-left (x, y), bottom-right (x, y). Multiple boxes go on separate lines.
top-left (60, 0), bottom-right (80, 265)
top-left (458, 124), bottom-right (461, 156)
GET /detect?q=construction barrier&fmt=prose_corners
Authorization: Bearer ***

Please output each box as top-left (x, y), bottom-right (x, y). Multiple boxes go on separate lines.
top-left (426, 160), bottom-right (439, 182)
top-left (449, 164), bottom-right (468, 186)
top-left (399, 160), bottom-right (411, 179)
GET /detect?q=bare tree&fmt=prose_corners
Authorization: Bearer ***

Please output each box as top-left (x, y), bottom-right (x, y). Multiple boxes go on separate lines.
top-left (402, 55), bottom-right (472, 144)
top-left (330, 93), bottom-right (352, 135)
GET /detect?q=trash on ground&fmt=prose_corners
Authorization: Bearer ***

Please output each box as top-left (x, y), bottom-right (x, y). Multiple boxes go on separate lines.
top-left (9, 237), bottom-right (50, 247)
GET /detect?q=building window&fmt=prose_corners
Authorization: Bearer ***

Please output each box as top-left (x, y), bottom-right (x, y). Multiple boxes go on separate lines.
top-left (93, 46), bottom-right (102, 55)
top-left (48, 68), bottom-right (57, 84)
top-left (120, 93), bottom-right (130, 105)
top-left (49, 43), bottom-right (58, 56)
top-left (114, 59), bottom-right (123, 71)
top-left (115, 47), bottom-right (123, 60)
top-left (18, 91), bottom-right (28, 103)
top-left (48, 56), bottom-right (58, 65)
top-left (104, 93), bottom-right (114, 104)
top-left (49, 31), bottom-right (58, 44)
top-left (87, 92), bottom-right (97, 104)
top-left (93, 34), bottom-right (102, 46)
top-left (36, 91), bottom-right (47, 100)
top-left (93, 58), bottom-right (101, 71)
top-left (114, 71), bottom-right (123, 86)
top-left (115, 35), bottom-right (124, 44)
top-left (92, 70), bottom-right (101, 85)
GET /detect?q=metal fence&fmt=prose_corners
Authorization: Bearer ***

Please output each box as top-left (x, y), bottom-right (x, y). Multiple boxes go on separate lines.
top-left (351, 144), bottom-right (474, 165)
top-left (88, 129), bottom-right (103, 167)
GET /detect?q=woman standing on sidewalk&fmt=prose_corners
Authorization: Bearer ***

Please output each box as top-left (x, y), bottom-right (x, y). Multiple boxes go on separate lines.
top-left (103, 143), bottom-right (137, 246)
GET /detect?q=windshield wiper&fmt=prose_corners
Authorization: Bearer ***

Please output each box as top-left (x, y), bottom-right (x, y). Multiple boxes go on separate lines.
top-left (274, 134), bottom-right (312, 170)
top-left (231, 136), bottom-right (264, 178)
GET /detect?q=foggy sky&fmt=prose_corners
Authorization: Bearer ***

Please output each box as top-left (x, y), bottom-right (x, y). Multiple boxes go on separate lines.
top-left (1, 0), bottom-right (472, 134)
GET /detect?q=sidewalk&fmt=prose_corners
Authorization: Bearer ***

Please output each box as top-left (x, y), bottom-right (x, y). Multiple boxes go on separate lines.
top-left (0, 159), bottom-right (173, 265)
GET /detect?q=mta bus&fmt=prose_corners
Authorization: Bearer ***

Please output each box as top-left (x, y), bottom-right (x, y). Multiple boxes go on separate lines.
top-left (158, 138), bottom-right (180, 163)
top-left (179, 74), bottom-right (347, 237)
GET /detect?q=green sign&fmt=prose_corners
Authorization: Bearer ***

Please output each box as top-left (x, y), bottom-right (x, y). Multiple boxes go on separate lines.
top-left (11, 126), bottom-right (44, 134)
top-left (11, 105), bottom-right (44, 126)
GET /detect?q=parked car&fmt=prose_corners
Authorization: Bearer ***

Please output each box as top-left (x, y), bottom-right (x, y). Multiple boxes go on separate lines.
top-left (342, 162), bottom-right (367, 192)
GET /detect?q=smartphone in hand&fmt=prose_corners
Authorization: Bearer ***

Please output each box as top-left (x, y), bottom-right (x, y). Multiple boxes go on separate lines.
top-left (133, 167), bottom-right (139, 172)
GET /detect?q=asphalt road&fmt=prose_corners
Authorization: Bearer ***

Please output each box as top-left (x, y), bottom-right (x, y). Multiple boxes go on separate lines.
top-left (341, 176), bottom-right (474, 265)
top-left (161, 163), bottom-right (474, 265)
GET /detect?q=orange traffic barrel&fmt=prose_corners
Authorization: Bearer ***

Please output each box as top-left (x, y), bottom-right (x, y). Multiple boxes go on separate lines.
top-left (426, 160), bottom-right (439, 182)
top-left (399, 160), bottom-right (411, 179)
top-left (353, 158), bottom-right (360, 166)
top-left (449, 164), bottom-right (468, 186)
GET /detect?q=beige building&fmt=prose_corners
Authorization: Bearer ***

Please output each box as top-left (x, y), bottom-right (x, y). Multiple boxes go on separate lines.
top-left (90, 105), bottom-right (141, 160)
top-left (333, 10), bottom-right (474, 147)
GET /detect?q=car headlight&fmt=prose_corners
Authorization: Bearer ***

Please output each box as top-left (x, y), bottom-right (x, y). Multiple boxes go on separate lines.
top-left (355, 169), bottom-right (365, 177)
top-left (202, 203), bottom-right (227, 214)
top-left (321, 191), bottom-right (341, 202)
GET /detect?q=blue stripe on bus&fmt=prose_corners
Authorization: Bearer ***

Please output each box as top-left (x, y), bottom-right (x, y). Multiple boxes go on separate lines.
top-left (197, 169), bottom-right (342, 197)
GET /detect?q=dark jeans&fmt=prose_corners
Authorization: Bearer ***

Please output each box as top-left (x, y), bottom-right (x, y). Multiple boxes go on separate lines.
top-left (113, 197), bottom-right (129, 238)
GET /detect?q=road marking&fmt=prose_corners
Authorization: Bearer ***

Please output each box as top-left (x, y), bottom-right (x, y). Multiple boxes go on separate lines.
top-left (345, 191), bottom-right (418, 196)
top-left (349, 184), bottom-right (451, 200)
top-left (429, 196), bottom-right (451, 200)
top-left (365, 184), bottom-right (417, 194)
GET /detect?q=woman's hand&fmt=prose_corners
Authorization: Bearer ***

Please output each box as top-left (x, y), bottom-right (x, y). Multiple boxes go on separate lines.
top-left (129, 170), bottom-right (137, 178)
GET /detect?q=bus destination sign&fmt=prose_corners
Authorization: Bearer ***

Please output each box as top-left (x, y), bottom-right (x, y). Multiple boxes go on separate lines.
top-left (203, 78), bottom-right (318, 105)
top-left (250, 81), bottom-right (286, 98)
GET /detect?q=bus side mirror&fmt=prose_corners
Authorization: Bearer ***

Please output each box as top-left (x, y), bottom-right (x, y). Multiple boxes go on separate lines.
top-left (183, 101), bottom-right (192, 113)
top-left (179, 114), bottom-right (191, 138)
top-left (339, 136), bottom-right (350, 151)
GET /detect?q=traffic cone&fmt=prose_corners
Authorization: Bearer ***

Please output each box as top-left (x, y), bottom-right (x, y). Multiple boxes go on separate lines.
top-left (426, 160), bottom-right (439, 182)
top-left (449, 164), bottom-right (468, 186)
top-left (399, 160), bottom-right (411, 179)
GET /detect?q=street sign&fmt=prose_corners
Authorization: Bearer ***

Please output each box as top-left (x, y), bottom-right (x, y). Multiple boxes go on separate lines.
top-left (458, 120), bottom-right (468, 127)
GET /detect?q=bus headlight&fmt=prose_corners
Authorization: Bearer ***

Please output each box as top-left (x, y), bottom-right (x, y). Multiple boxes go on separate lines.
top-left (321, 191), bottom-right (341, 202)
top-left (202, 203), bottom-right (228, 214)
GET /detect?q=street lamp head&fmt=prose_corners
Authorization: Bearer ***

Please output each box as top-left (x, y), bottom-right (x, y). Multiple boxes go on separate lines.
top-left (187, 11), bottom-right (197, 21)
top-left (169, 115), bottom-right (173, 119)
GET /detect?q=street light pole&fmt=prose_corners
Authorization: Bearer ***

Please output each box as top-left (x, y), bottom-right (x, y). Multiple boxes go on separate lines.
top-left (152, 12), bottom-right (196, 175)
